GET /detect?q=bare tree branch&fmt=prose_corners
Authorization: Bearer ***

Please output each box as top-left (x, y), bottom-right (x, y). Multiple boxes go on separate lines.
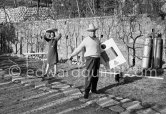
top-left (87, 0), bottom-right (95, 15)
top-left (75, 0), bottom-right (81, 17)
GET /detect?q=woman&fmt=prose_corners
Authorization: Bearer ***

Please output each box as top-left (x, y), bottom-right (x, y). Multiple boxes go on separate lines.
top-left (43, 29), bottom-right (62, 79)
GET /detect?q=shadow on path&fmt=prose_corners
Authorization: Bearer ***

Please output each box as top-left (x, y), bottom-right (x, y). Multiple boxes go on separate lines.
top-left (98, 76), bottom-right (143, 94)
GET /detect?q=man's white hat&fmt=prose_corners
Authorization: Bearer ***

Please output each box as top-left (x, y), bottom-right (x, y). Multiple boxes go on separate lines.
top-left (46, 28), bottom-right (58, 33)
top-left (87, 24), bottom-right (98, 32)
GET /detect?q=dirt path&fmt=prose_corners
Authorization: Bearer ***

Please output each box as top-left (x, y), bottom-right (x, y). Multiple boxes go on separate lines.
top-left (0, 55), bottom-right (166, 114)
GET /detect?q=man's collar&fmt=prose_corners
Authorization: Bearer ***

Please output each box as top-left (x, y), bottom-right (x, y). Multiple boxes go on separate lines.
top-left (89, 36), bottom-right (97, 39)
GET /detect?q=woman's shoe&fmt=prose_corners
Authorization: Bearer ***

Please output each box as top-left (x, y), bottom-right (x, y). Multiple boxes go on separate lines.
top-left (43, 74), bottom-right (48, 77)
top-left (41, 74), bottom-right (48, 81)
top-left (52, 72), bottom-right (59, 77)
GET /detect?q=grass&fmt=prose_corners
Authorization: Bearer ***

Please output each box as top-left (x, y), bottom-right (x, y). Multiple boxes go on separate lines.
top-left (56, 63), bottom-right (166, 107)
top-left (1, 55), bottom-right (166, 107)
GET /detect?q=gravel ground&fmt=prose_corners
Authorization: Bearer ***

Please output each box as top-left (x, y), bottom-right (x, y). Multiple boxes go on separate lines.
top-left (1, 55), bottom-right (166, 107)
top-left (56, 63), bottom-right (166, 107)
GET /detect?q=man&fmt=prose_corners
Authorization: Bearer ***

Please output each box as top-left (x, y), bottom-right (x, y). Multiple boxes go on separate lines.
top-left (69, 24), bottom-right (100, 99)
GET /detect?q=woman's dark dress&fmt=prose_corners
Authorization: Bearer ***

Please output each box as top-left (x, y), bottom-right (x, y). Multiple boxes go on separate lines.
top-left (44, 37), bottom-right (58, 65)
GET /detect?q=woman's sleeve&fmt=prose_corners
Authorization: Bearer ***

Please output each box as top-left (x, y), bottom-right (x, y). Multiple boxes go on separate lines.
top-left (55, 33), bottom-right (62, 41)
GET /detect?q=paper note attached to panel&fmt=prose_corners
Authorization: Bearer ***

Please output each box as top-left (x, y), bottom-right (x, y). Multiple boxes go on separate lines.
top-left (100, 38), bottom-right (126, 69)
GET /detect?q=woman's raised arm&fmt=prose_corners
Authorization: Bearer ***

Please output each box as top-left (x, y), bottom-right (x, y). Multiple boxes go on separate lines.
top-left (55, 32), bottom-right (62, 41)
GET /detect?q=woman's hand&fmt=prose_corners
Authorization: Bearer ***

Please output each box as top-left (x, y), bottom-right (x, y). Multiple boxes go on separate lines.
top-left (54, 32), bottom-right (62, 40)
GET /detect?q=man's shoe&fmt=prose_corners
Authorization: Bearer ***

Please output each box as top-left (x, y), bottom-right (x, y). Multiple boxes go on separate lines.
top-left (84, 93), bottom-right (89, 99)
top-left (91, 90), bottom-right (99, 94)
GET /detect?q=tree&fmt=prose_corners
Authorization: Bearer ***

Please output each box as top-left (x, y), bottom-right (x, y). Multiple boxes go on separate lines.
top-left (116, 15), bottom-right (143, 68)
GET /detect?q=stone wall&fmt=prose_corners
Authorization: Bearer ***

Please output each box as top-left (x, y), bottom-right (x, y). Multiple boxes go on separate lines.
top-left (0, 6), bottom-right (50, 23)
top-left (12, 15), bottom-right (166, 68)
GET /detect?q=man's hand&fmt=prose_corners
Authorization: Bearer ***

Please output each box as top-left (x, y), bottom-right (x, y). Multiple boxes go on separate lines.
top-left (68, 55), bottom-right (73, 60)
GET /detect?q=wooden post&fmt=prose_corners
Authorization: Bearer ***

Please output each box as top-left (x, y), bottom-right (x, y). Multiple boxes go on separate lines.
top-left (27, 37), bottom-right (28, 53)
top-left (75, 35), bottom-right (78, 61)
top-left (1, 34), bottom-right (2, 53)
top-left (66, 35), bottom-right (68, 59)
top-left (81, 36), bottom-right (85, 65)
top-left (16, 42), bottom-right (17, 54)
top-left (0, 33), bottom-right (1, 53)
top-left (20, 37), bottom-right (23, 54)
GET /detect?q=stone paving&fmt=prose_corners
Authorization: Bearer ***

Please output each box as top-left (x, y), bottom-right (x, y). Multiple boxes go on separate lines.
top-left (1, 71), bottom-right (166, 114)
top-left (0, 55), bottom-right (166, 114)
